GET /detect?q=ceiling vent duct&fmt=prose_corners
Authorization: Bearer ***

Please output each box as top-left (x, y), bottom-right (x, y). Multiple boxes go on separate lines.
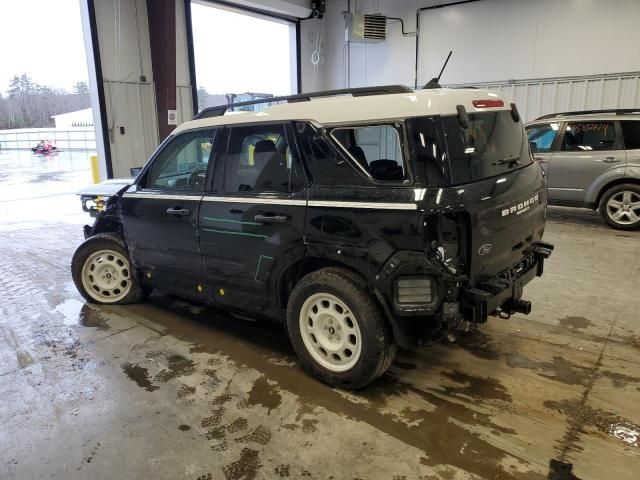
top-left (346, 13), bottom-right (387, 43)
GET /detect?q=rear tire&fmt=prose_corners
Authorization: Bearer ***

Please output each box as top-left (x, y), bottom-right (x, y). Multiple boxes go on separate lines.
top-left (599, 184), bottom-right (640, 230)
top-left (286, 267), bottom-right (396, 389)
top-left (71, 233), bottom-right (144, 304)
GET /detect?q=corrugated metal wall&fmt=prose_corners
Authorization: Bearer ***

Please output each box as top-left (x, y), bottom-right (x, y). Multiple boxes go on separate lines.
top-left (447, 72), bottom-right (640, 122)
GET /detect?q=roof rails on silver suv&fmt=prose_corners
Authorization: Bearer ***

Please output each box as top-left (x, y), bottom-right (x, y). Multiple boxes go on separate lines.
top-left (536, 108), bottom-right (640, 121)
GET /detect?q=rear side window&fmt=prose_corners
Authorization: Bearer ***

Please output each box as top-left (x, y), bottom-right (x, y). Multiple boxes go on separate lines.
top-left (223, 124), bottom-right (305, 194)
top-left (442, 111), bottom-right (530, 185)
top-left (561, 122), bottom-right (615, 151)
top-left (294, 122), bottom-right (368, 186)
top-left (527, 123), bottom-right (559, 152)
top-left (330, 124), bottom-right (406, 181)
top-left (621, 121), bottom-right (640, 149)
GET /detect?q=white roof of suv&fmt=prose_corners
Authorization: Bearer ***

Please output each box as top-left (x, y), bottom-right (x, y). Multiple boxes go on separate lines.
top-left (175, 88), bottom-right (512, 134)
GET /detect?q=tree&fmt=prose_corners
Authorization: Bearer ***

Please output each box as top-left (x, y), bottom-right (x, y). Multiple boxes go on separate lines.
top-left (0, 73), bottom-right (91, 128)
top-left (8, 73), bottom-right (37, 125)
top-left (73, 81), bottom-right (89, 95)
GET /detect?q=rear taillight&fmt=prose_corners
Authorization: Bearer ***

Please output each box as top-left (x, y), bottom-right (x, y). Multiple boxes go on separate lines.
top-left (472, 99), bottom-right (505, 108)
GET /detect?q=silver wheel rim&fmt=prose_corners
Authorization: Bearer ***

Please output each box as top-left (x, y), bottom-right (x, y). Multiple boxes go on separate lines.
top-left (81, 249), bottom-right (132, 303)
top-left (606, 191), bottom-right (640, 225)
top-left (298, 292), bottom-right (362, 373)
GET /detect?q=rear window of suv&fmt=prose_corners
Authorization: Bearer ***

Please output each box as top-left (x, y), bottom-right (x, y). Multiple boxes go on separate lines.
top-left (441, 111), bottom-right (530, 185)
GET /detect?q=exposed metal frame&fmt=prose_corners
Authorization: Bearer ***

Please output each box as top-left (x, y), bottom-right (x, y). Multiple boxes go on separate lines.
top-left (193, 85), bottom-right (413, 119)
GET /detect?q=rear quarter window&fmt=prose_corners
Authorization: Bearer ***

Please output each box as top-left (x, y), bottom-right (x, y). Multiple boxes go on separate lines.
top-left (621, 120), bottom-right (640, 149)
top-left (294, 122), bottom-right (369, 186)
top-left (330, 124), bottom-right (406, 182)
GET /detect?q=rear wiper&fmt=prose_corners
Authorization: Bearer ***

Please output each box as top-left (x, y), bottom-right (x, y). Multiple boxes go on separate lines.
top-left (493, 155), bottom-right (521, 167)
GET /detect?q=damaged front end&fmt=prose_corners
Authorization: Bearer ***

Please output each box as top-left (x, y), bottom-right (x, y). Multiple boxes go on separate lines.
top-left (77, 179), bottom-right (131, 239)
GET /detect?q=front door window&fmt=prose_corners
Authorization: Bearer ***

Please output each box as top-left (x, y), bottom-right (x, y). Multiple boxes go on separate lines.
top-left (144, 130), bottom-right (217, 191)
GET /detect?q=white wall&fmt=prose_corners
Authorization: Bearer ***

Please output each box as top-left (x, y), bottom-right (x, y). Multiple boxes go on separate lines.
top-left (52, 108), bottom-right (94, 128)
top-left (301, 0), bottom-right (640, 91)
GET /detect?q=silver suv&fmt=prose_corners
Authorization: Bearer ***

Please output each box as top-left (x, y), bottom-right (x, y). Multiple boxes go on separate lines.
top-left (526, 110), bottom-right (640, 230)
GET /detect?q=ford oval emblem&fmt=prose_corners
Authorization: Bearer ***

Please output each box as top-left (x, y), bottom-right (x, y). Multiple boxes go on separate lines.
top-left (478, 244), bottom-right (492, 256)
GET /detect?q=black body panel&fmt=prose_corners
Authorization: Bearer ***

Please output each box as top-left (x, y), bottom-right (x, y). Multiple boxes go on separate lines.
top-left (120, 191), bottom-right (210, 301)
top-left (199, 192), bottom-right (307, 317)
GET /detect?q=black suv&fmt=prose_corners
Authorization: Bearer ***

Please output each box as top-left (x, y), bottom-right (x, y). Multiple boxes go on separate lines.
top-left (72, 85), bottom-right (553, 388)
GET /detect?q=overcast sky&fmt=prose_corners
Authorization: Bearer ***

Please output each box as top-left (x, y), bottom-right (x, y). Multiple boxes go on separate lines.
top-left (191, 3), bottom-right (295, 96)
top-left (0, 0), bottom-right (88, 95)
top-left (0, 1), bottom-right (294, 97)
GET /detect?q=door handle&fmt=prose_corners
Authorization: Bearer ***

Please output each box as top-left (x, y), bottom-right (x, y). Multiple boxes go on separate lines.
top-left (603, 157), bottom-right (620, 163)
top-left (166, 207), bottom-right (190, 216)
top-left (254, 214), bottom-right (288, 224)
top-left (534, 157), bottom-right (547, 164)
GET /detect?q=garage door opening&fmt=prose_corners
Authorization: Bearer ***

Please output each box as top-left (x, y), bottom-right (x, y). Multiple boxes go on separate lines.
top-left (189, 1), bottom-right (298, 113)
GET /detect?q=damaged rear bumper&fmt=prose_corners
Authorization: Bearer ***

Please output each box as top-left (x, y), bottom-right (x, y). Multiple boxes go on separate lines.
top-left (462, 241), bottom-right (554, 323)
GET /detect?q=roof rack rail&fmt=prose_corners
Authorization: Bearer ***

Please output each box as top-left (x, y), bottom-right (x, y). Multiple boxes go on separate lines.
top-left (536, 108), bottom-right (640, 120)
top-left (193, 85), bottom-right (414, 119)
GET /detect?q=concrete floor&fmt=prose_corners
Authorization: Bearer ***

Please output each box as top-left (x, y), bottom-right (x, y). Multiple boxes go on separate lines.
top-left (1, 150), bottom-right (639, 480)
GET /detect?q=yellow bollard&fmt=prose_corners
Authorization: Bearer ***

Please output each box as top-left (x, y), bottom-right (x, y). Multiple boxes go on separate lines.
top-left (90, 155), bottom-right (100, 184)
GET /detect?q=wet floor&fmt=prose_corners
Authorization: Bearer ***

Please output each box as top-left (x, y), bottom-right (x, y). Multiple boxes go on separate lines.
top-left (1, 152), bottom-right (640, 479)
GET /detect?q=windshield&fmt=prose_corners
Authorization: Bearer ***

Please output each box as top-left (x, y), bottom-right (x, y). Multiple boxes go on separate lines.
top-left (441, 111), bottom-right (531, 185)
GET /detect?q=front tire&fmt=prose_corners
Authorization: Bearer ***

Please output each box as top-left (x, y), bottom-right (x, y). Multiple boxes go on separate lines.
top-left (71, 234), bottom-right (144, 304)
top-left (286, 267), bottom-right (396, 389)
top-left (600, 184), bottom-right (640, 230)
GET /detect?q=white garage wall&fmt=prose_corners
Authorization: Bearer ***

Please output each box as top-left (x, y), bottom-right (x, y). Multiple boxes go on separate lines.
top-left (301, 0), bottom-right (640, 116)
top-left (417, 0), bottom-right (640, 85)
